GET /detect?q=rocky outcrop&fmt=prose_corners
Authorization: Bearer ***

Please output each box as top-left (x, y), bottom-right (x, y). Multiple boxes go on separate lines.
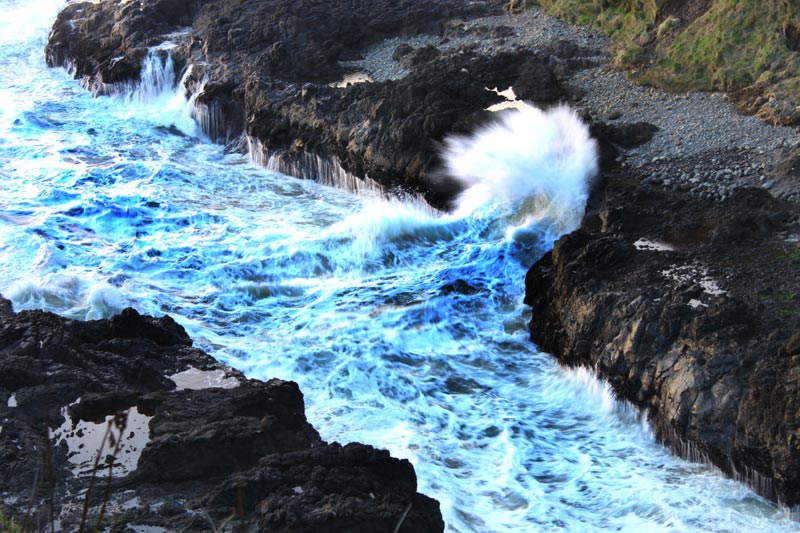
top-left (525, 171), bottom-right (800, 507)
top-left (45, 0), bottom-right (596, 208)
top-left (240, 49), bottom-right (568, 208)
top-left (0, 298), bottom-right (442, 531)
top-left (45, 0), bottom-right (206, 86)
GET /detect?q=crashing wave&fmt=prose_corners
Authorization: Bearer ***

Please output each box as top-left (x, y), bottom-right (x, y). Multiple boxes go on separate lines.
top-left (443, 103), bottom-right (598, 238)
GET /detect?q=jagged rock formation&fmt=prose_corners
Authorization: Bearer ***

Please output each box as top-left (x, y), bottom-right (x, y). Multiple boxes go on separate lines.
top-left (0, 298), bottom-right (442, 531)
top-left (45, 0), bottom-right (588, 208)
top-left (525, 174), bottom-right (800, 507)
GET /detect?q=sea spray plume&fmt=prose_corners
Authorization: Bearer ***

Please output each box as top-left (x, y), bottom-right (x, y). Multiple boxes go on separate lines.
top-left (443, 104), bottom-right (598, 236)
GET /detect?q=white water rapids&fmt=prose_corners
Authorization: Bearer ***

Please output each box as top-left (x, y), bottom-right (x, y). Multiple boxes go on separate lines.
top-left (0, 1), bottom-right (798, 531)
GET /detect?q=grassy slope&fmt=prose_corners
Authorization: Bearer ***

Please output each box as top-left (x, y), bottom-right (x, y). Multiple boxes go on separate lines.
top-left (511, 0), bottom-right (800, 125)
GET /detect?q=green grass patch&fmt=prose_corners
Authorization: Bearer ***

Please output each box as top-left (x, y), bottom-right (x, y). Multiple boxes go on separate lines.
top-left (534, 0), bottom-right (657, 58)
top-left (0, 509), bottom-right (26, 533)
top-left (515, 0), bottom-right (800, 124)
top-left (504, 0), bottom-right (539, 12)
top-left (640, 1), bottom-right (800, 91)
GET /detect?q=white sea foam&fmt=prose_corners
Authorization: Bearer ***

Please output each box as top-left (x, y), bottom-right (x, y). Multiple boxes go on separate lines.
top-left (327, 199), bottom-right (455, 262)
top-left (96, 49), bottom-right (199, 137)
top-left (248, 136), bottom-right (385, 197)
top-left (9, 273), bottom-right (124, 320)
top-left (0, 0), bottom-right (62, 45)
top-left (322, 104), bottom-right (600, 264)
top-left (444, 104), bottom-right (597, 227)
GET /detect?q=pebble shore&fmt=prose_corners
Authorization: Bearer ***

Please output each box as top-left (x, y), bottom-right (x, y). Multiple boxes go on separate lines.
top-left (344, 7), bottom-right (800, 202)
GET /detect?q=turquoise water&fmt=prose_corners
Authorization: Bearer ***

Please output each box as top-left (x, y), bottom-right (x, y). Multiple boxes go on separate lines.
top-left (0, 1), bottom-right (797, 531)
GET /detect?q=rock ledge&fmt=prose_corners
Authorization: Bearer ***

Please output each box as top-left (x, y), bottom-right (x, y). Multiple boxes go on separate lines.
top-left (0, 298), bottom-right (443, 532)
top-left (525, 176), bottom-right (800, 508)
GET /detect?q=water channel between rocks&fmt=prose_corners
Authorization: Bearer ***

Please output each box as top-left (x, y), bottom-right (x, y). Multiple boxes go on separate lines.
top-left (0, 1), bottom-right (798, 531)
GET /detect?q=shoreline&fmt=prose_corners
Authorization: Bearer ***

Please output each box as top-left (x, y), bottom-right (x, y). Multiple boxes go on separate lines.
top-left (0, 301), bottom-right (444, 531)
top-left (24, 0), bottom-right (800, 521)
top-left (345, 6), bottom-right (800, 200)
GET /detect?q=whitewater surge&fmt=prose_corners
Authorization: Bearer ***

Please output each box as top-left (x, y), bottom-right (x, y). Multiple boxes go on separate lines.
top-left (116, 48), bottom-right (199, 137)
top-left (321, 101), bottom-right (600, 270)
top-left (444, 104), bottom-right (598, 239)
top-left (1, 2), bottom-right (799, 531)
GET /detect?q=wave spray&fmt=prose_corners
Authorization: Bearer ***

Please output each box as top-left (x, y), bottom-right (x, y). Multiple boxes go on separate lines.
top-left (443, 103), bottom-right (598, 240)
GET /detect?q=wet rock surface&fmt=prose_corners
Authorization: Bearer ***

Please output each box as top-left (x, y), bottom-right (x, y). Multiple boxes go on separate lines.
top-left (46, 0), bottom-right (602, 208)
top-left (242, 49), bottom-right (572, 208)
top-left (0, 299), bottom-right (442, 531)
top-left (525, 171), bottom-right (800, 507)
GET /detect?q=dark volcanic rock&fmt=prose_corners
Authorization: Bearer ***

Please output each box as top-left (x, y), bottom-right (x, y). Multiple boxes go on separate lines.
top-left (207, 443), bottom-right (443, 532)
top-left (185, 0), bottom-right (493, 83)
top-left (45, 0), bottom-right (575, 208)
top-left (0, 298), bottom-right (442, 531)
top-left (591, 121), bottom-right (659, 149)
top-left (46, 0), bottom-right (206, 87)
top-left (241, 50), bottom-right (564, 208)
top-left (513, 59), bottom-right (564, 102)
top-left (766, 144), bottom-right (800, 201)
top-left (525, 174), bottom-right (800, 507)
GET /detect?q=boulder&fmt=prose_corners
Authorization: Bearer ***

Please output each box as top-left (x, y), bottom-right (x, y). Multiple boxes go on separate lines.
top-left (0, 298), bottom-right (442, 531)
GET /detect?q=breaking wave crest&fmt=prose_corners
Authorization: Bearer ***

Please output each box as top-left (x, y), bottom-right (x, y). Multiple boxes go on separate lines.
top-left (444, 104), bottom-right (598, 238)
top-left (322, 103), bottom-right (600, 268)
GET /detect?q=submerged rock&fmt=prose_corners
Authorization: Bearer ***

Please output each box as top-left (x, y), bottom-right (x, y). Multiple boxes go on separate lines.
top-left (0, 298), bottom-right (442, 531)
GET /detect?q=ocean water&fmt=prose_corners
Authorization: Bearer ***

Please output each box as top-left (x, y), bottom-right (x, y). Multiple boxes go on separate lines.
top-left (1, 1), bottom-right (798, 531)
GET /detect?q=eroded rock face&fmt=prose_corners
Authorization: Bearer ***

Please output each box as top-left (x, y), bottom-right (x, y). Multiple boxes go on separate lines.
top-left (0, 299), bottom-right (442, 531)
top-left (46, 0), bottom-right (495, 87)
top-left (46, 0), bottom-right (205, 87)
top-left (241, 50), bottom-right (568, 208)
top-left (525, 178), bottom-right (800, 507)
top-left (45, 0), bottom-right (590, 208)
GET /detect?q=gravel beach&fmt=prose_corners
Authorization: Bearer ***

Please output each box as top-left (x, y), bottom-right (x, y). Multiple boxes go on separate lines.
top-left (344, 7), bottom-right (800, 202)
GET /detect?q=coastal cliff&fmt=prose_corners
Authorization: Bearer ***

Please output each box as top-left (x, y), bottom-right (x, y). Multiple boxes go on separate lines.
top-left (35, 0), bottom-right (800, 518)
